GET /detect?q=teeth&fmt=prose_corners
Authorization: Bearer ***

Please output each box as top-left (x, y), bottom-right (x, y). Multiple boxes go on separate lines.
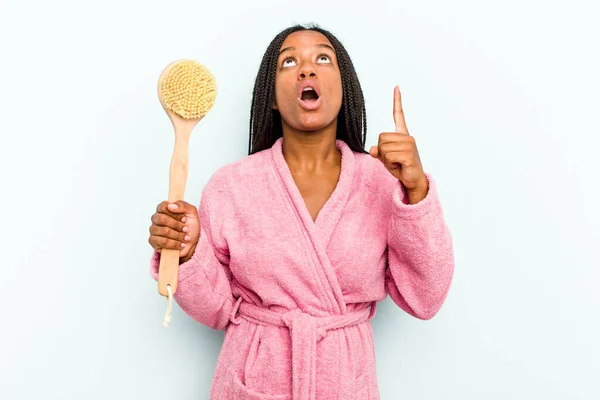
top-left (303, 87), bottom-right (314, 91)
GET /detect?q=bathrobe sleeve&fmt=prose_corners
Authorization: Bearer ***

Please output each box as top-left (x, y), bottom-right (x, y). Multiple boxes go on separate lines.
top-left (149, 172), bottom-right (235, 330)
top-left (385, 172), bottom-right (455, 320)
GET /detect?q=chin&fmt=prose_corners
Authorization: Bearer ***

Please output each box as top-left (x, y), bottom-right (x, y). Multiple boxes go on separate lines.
top-left (294, 114), bottom-right (337, 132)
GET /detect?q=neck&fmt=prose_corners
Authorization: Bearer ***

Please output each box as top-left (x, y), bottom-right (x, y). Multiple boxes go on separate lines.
top-left (281, 119), bottom-right (341, 174)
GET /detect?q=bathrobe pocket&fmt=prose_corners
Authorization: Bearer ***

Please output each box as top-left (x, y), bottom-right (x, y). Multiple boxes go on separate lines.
top-left (354, 371), bottom-right (371, 399)
top-left (223, 367), bottom-right (291, 400)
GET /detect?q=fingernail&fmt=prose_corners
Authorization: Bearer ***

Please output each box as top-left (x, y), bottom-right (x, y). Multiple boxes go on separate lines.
top-left (182, 226), bottom-right (189, 233)
top-left (181, 217), bottom-right (187, 223)
top-left (168, 203), bottom-right (177, 210)
top-left (181, 243), bottom-right (185, 248)
top-left (184, 235), bottom-right (191, 241)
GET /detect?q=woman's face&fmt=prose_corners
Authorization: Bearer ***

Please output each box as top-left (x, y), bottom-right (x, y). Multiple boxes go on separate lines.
top-left (273, 30), bottom-right (343, 133)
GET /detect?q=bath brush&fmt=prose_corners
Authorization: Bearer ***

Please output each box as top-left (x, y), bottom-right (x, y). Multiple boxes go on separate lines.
top-left (156, 59), bottom-right (217, 326)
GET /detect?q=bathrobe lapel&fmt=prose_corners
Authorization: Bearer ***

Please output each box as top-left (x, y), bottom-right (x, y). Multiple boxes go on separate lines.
top-left (270, 137), bottom-right (356, 315)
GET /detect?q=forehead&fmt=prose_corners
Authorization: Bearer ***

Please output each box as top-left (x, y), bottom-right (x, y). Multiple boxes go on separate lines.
top-left (280, 30), bottom-right (334, 50)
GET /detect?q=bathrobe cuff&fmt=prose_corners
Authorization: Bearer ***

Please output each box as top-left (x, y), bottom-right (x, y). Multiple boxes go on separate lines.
top-left (149, 249), bottom-right (200, 283)
top-left (392, 172), bottom-right (440, 220)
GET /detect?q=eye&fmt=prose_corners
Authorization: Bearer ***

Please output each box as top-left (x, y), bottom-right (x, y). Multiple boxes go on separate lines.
top-left (282, 57), bottom-right (296, 67)
top-left (317, 54), bottom-right (331, 64)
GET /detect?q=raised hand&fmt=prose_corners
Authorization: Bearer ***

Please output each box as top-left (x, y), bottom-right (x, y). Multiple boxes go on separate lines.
top-left (369, 85), bottom-right (429, 203)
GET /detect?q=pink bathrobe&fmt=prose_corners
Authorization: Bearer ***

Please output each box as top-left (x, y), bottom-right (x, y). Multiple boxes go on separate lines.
top-left (150, 137), bottom-right (454, 399)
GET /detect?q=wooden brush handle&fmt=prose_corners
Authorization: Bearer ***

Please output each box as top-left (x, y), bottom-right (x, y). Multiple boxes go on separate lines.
top-left (158, 131), bottom-right (191, 297)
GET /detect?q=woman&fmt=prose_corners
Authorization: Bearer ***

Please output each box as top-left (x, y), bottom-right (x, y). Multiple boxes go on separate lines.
top-left (148, 24), bottom-right (454, 400)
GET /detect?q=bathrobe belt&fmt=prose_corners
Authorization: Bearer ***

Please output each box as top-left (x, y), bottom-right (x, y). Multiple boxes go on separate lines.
top-left (230, 298), bottom-right (375, 400)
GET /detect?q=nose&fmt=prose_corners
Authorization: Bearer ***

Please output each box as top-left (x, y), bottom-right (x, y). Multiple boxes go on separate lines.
top-left (300, 70), bottom-right (316, 78)
top-left (299, 62), bottom-right (316, 80)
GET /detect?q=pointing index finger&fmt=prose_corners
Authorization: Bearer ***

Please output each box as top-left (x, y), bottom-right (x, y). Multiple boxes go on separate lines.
top-left (393, 85), bottom-right (409, 135)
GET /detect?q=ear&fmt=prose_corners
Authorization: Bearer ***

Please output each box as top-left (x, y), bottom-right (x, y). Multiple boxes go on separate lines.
top-left (272, 99), bottom-right (278, 110)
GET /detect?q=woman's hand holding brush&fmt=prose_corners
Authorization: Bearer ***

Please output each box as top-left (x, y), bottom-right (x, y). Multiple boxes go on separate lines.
top-left (149, 200), bottom-right (200, 264)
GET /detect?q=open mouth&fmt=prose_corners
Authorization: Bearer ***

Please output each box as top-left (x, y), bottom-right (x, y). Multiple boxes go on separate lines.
top-left (301, 88), bottom-right (320, 102)
top-left (298, 84), bottom-right (322, 110)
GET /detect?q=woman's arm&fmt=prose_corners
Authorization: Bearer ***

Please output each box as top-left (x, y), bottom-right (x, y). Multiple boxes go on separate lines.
top-left (385, 173), bottom-right (455, 320)
top-left (149, 173), bottom-right (235, 330)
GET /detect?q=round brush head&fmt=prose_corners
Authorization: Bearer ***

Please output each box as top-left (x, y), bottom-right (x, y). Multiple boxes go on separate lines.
top-left (158, 59), bottom-right (217, 120)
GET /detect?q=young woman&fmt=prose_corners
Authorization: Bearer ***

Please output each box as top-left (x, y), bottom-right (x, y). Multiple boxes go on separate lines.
top-left (148, 24), bottom-right (454, 400)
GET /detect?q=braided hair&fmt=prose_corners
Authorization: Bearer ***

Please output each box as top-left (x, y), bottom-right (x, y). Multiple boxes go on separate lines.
top-left (248, 24), bottom-right (368, 155)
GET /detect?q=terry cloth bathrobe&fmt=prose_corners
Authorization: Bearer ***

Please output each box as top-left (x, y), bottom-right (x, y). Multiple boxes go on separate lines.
top-left (150, 137), bottom-right (454, 399)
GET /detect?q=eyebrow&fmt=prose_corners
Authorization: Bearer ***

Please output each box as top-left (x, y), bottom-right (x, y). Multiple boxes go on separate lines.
top-left (278, 43), bottom-right (336, 56)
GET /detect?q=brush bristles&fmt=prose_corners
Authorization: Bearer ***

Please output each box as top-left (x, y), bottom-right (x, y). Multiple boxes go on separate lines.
top-left (160, 60), bottom-right (217, 119)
